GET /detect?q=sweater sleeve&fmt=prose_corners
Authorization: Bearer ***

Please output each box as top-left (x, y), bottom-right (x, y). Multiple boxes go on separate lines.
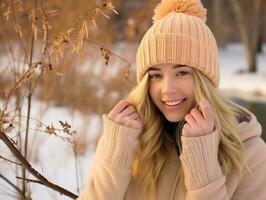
top-left (77, 114), bottom-right (142, 200)
top-left (180, 130), bottom-right (230, 200)
top-left (232, 136), bottom-right (266, 200)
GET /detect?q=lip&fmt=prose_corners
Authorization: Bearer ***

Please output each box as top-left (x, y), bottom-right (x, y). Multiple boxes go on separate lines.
top-left (162, 98), bottom-right (186, 102)
top-left (162, 98), bottom-right (186, 111)
top-left (162, 98), bottom-right (186, 103)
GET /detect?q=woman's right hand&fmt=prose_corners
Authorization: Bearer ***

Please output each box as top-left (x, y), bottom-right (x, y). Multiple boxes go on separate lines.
top-left (107, 100), bottom-right (143, 130)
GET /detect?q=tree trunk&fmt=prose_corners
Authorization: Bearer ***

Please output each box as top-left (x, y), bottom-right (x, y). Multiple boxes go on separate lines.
top-left (229, 0), bottom-right (262, 72)
top-left (212, 0), bottom-right (226, 47)
top-left (249, 0), bottom-right (261, 71)
top-left (256, 2), bottom-right (264, 53)
top-left (247, 41), bottom-right (256, 72)
top-left (257, 31), bottom-right (263, 53)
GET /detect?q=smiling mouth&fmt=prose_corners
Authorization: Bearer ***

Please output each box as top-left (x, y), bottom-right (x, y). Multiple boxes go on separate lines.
top-left (160, 99), bottom-right (187, 111)
top-left (162, 98), bottom-right (186, 106)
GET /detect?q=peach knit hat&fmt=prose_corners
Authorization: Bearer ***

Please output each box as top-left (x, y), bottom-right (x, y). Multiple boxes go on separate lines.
top-left (136, 0), bottom-right (220, 87)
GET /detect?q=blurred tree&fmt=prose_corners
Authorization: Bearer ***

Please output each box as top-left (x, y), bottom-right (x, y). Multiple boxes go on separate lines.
top-left (256, 1), bottom-right (266, 53)
top-left (209, 0), bottom-right (227, 47)
top-left (112, 0), bottom-right (158, 42)
top-left (229, 0), bottom-right (262, 72)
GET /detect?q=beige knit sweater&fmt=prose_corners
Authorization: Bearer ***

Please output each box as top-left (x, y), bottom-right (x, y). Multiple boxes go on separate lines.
top-left (77, 108), bottom-right (266, 200)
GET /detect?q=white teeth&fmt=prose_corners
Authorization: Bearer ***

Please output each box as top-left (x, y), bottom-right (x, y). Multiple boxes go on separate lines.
top-left (164, 99), bottom-right (184, 106)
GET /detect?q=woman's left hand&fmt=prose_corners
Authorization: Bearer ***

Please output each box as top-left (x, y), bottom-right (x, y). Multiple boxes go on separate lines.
top-left (182, 99), bottom-right (215, 137)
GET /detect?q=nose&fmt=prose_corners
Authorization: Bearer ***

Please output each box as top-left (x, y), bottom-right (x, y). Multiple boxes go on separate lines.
top-left (161, 76), bottom-right (177, 95)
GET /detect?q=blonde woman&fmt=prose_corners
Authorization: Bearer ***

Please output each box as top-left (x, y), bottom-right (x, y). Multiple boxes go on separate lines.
top-left (77, 0), bottom-right (266, 199)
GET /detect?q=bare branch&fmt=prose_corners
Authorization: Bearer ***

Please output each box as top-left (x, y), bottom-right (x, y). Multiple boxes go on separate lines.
top-left (0, 173), bottom-right (26, 199)
top-left (0, 131), bottom-right (78, 199)
top-left (16, 176), bottom-right (43, 185)
top-left (0, 155), bottom-right (22, 166)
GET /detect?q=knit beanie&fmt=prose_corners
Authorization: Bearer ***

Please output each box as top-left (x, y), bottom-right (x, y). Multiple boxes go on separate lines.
top-left (136, 0), bottom-right (220, 87)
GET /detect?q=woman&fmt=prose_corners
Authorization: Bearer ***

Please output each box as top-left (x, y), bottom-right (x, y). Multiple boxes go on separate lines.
top-left (77, 0), bottom-right (266, 199)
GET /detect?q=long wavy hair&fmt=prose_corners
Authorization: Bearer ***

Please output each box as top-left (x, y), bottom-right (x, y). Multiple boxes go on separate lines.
top-left (127, 68), bottom-right (249, 200)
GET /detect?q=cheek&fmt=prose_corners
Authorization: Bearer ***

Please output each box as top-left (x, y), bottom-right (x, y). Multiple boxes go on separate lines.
top-left (149, 84), bottom-right (160, 102)
top-left (183, 79), bottom-right (195, 97)
top-left (188, 84), bottom-right (195, 97)
top-left (184, 82), bottom-right (196, 108)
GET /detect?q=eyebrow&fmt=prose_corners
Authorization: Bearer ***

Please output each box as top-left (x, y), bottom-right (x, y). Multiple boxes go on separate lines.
top-left (149, 64), bottom-right (187, 71)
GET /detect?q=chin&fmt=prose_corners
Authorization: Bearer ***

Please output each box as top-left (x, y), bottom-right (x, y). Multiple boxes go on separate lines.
top-left (164, 114), bottom-right (184, 123)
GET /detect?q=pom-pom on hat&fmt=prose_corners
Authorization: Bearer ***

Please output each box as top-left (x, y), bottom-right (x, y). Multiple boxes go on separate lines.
top-left (136, 0), bottom-right (220, 87)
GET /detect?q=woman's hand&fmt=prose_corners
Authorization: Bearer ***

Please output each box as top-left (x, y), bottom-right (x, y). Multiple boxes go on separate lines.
top-left (107, 99), bottom-right (143, 130)
top-left (182, 99), bottom-right (215, 137)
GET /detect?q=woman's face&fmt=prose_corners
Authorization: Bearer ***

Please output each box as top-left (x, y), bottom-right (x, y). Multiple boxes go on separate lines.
top-left (148, 63), bottom-right (196, 122)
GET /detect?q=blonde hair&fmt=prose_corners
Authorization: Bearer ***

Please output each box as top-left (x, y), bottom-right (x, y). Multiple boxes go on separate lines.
top-left (127, 69), bottom-right (248, 200)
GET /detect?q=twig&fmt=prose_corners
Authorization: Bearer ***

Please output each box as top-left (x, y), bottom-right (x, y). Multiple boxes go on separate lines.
top-left (22, 0), bottom-right (38, 194)
top-left (22, 93), bottom-right (31, 194)
top-left (73, 144), bottom-right (80, 194)
top-left (84, 38), bottom-right (130, 69)
top-left (50, 38), bottom-right (131, 69)
top-left (0, 173), bottom-right (26, 200)
top-left (0, 131), bottom-right (78, 199)
top-left (0, 68), bottom-right (34, 119)
top-left (10, 0), bottom-right (28, 61)
top-left (0, 155), bottom-right (22, 166)
top-left (48, 2), bottom-right (118, 60)
top-left (40, 0), bottom-right (51, 66)
top-left (16, 177), bottom-right (43, 185)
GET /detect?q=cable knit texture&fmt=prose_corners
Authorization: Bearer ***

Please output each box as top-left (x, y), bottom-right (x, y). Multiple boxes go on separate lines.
top-left (77, 108), bottom-right (266, 200)
top-left (180, 129), bottom-right (222, 190)
top-left (98, 114), bottom-right (141, 169)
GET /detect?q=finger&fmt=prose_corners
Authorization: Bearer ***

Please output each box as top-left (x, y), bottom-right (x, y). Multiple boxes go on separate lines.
top-left (183, 123), bottom-right (191, 130)
top-left (108, 100), bottom-right (130, 118)
top-left (123, 116), bottom-right (131, 127)
top-left (181, 123), bottom-right (192, 136)
top-left (122, 116), bottom-right (142, 129)
top-left (119, 105), bottom-right (136, 118)
top-left (190, 108), bottom-right (204, 123)
top-left (199, 99), bottom-right (212, 121)
top-left (128, 112), bottom-right (140, 120)
top-left (129, 120), bottom-right (143, 129)
top-left (184, 114), bottom-right (197, 127)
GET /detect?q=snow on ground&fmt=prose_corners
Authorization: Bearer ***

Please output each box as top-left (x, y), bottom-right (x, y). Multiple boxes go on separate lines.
top-left (0, 43), bottom-right (266, 200)
top-left (0, 100), bottom-right (101, 200)
top-left (30, 102), bottom-right (103, 200)
top-left (28, 102), bottom-right (101, 200)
